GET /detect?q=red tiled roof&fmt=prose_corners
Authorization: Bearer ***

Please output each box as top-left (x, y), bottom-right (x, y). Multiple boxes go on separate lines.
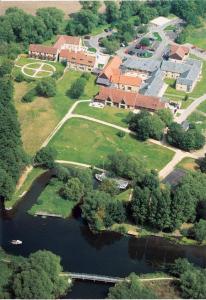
top-left (59, 49), bottom-right (95, 67)
top-left (29, 44), bottom-right (58, 55)
top-left (111, 74), bottom-right (142, 86)
top-left (95, 87), bottom-right (165, 110)
top-left (100, 56), bottom-right (122, 80)
top-left (53, 35), bottom-right (81, 49)
top-left (170, 44), bottom-right (189, 59)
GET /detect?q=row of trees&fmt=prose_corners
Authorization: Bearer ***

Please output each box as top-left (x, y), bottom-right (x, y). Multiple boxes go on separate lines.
top-left (0, 250), bottom-right (70, 299)
top-left (0, 59), bottom-right (27, 202)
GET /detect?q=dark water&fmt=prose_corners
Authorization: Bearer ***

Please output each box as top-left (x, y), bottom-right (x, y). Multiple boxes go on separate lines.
top-left (1, 171), bottom-right (206, 298)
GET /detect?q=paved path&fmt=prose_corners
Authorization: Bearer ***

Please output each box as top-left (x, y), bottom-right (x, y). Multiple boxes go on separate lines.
top-left (55, 160), bottom-right (104, 172)
top-left (175, 93), bottom-right (206, 123)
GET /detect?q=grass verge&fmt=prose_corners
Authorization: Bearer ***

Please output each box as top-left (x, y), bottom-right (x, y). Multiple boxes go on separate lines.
top-left (49, 118), bottom-right (174, 171)
top-left (176, 157), bottom-right (199, 172)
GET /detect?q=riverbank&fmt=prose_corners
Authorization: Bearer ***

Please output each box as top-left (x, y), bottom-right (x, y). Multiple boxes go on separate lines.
top-left (4, 167), bottom-right (45, 210)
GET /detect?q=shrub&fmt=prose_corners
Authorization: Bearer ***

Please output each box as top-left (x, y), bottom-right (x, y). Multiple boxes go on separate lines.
top-left (21, 88), bottom-right (37, 103)
top-left (34, 146), bottom-right (57, 169)
top-left (193, 219), bottom-right (206, 242)
top-left (81, 72), bottom-right (90, 80)
top-left (117, 131), bottom-right (126, 138)
top-left (36, 78), bottom-right (56, 97)
top-left (52, 70), bottom-right (63, 80)
top-left (68, 77), bottom-right (86, 99)
top-left (15, 73), bottom-right (25, 82)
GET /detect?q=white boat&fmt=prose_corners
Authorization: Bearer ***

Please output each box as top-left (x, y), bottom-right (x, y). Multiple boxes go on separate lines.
top-left (11, 240), bottom-right (22, 245)
top-left (95, 173), bottom-right (129, 190)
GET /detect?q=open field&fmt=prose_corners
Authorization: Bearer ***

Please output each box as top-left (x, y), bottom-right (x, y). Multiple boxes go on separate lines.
top-left (5, 167), bottom-right (45, 209)
top-left (14, 70), bottom-right (98, 154)
top-left (49, 118), bottom-right (174, 171)
top-left (185, 23), bottom-right (206, 49)
top-left (28, 179), bottom-right (76, 218)
top-left (74, 102), bottom-right (129, 127)
top-left (176, 157), bottom-right (199, 172)
top-left (0, 1), bottom-right (81, 16)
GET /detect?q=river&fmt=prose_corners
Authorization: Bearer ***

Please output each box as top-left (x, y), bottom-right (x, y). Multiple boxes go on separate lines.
top-left (1, 171), bottom-right (206, 298)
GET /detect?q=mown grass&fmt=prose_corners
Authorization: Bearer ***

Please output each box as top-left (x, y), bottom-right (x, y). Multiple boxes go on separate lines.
top-left (74, 102), bottom-right (129, 127)
top-left (188, 111), bottom-right (206, 134)
top-left (185, 23), bottom-right (206, 49)
top-left (197, 100), bottom-right (206, 113)
top-left (14, 70), bottom-right (98, 154)
top-left (28, 179), bottom-right (76, 218)
top-left (176, 157), bottom-right (199, 172)
top-left (5, 167), bottom-right (45, 209)
top-left (49, 118), bottom-right (174, 171)
top-left (115, 189), bottom-right (132, 202)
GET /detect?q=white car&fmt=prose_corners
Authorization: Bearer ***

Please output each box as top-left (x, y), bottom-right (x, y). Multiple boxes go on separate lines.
top-left (89, 102), bottom-right (104, 108)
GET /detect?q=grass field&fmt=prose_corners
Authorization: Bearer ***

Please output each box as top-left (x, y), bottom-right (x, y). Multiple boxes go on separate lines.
top-left (49, 118), bottom-right (174, 171)
top-left (176, 157), bottom-right (199, 172)
top-left (153, 32), bottom-right (162, 41)
top-left (197, 101), bottom-right (206, 113)
top-left (188, 111), bottom-right (206, 134)
top-left (74, 102), bottom-right (129, 127)
top-left (14, 71), bottom-right (98, 154)
top-left (5, 167), bottom-right (45, 209)
top-left (115, 189), bottom-right (132, 202)
top-left (185, 23), bottom-right (206, 49)
top-left (28, 179), bottom-right (76, 218)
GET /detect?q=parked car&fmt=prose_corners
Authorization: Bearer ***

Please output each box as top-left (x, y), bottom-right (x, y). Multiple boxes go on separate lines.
top-left (84, 35), bottom-right (91, 40)
top-left (121, 43), bottom-right (126, 47)
top-left (89, 102), bottom-right (104, 108)
top-left (128, 50), bottom-right (135, 55)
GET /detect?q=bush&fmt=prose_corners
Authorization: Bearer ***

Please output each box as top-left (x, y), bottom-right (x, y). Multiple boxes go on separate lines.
top-left (68, 77), bottom-right (86, 99)
top-left (21, 88), bottom-right (37, 103)
top-left (117, 131), bottom-right (126, 138)
top-left (81, 72), bottom-right (90, 80)
top-left (36, 78), bottom-right (56, 97)
top-left (52, 70), bottom-right (63, 80)
top-left (139, 37), bottom-right (150, 46)
top-left (15, 73), bottom-right (25, 82)
top-left (59, 177), bottom-right (84, 201)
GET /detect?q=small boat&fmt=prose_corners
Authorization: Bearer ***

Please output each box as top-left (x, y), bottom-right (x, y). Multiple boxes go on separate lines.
top-left (11, 240), bottom-right (22, 245)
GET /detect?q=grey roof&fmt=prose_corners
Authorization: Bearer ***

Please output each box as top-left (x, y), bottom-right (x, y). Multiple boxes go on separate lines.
top-left (96, 77), bottom-right (110, 86)
top-left (161, 58), bottom-right (202, 87)
top-left (140, 69), bottom-right (165, 97)
top-left (123, 58), bottom-right (161, 73)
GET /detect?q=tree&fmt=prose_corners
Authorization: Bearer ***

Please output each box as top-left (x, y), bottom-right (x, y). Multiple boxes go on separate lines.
top-left (139, 37), bottom-right (150, 47)
top-left (66, 10), bottom-right (99, 35)
top-left (36, 78), bottom-right (56, 97)
top-left (12, 250), bottom-right (69, 299)
top-left (60, 177), bottom-right (84, 201)
top-left (107, 153), bottom-right (145, 181)
top-left (157, 108), bottom-right (173, 126)
top-left (108, 273), bottom-right (157, 299)
top-left (69, 77), bottom-right (86, 99)
top-left (101, 38), bottom-right (120, 54)
top-left (131, 186), bottom-right (150, 225)
top-left (99, 178), bottom-right (119, 196)
top-left (0, 168), bottom-right (15, 201)
top-left (193, 219), bottom-right (206, 242)
top-left (80, 1), bottom-right (100, 13)
top-left (180, 268), bottom-right (206, 299)
top-left (105, 1), bottom-right (120, 24)
top-left (22, 88), bottom-right (37, 103)
top-left (200, 154), bottom-right (206, 173)
top-left (34, 146), bottom-right (57, 168)
top-left (0, 59), bottom-right (14, 77)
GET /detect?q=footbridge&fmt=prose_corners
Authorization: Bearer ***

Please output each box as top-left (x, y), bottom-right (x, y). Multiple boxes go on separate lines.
top-left (62, 272), bottom-right (124, 283)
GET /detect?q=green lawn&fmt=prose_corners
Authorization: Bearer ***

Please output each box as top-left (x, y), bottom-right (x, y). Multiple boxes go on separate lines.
top-left (188, 111), bottom-right (206, 134)
top-left (153, 32), bottom-right (162, 41)
top-left (185, 23), bottom-right (206, 49)
top-left (14, 70), bottom-right (98, 154)
top-left (164, 25), bottom-right (176, 31)
top-left (5, 167), bottom-right (45, 209)
top-left (115, 189), bottom-right (132, 202)
top-left (176, 157), bottom-right (199, 172)
top-left (90, 24), bottom-right (110, 36)
top-left (197, 100), bottom-right (206, 113)
top-left (23, 68), bottom-right (36, 76)
top-left (28, 179), bottom-right (76, 218)
top-left (74, 102), bottom-right (129, 127)
top-left (49, 118), bottom-right (174, 171)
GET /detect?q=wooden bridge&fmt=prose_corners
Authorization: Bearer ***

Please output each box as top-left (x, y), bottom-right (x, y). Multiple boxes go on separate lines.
top-left (61, 272), bottom-right (176, 284)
